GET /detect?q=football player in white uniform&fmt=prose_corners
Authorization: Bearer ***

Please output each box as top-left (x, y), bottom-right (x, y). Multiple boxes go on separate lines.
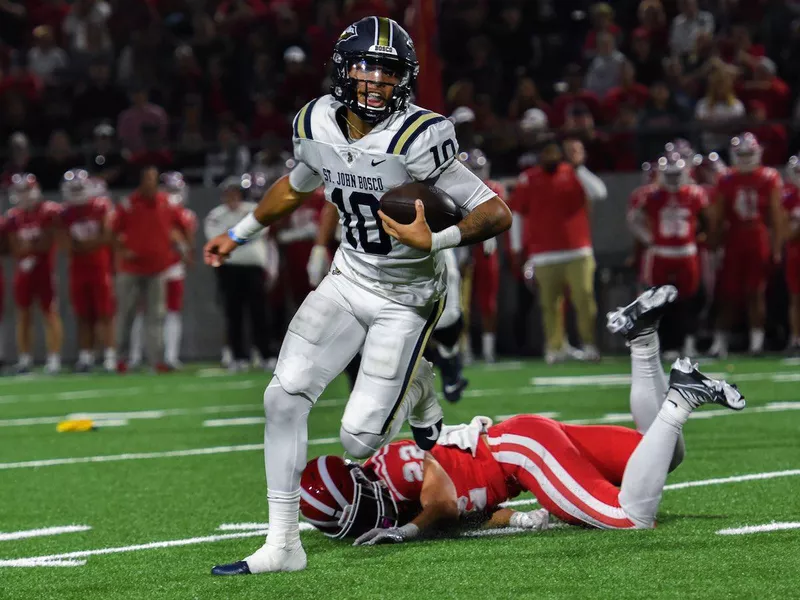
top-left (205, 16), bottom-right (512, 575)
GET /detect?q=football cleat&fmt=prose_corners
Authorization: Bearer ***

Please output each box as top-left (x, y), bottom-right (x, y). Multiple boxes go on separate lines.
top-left (410, 417), bottom-right (443, 451)
top-left (667, 357), bottom-right (745, 411)
top-left (606, 285), bottom-right (678, 341)
top-left (211, 560), bottom-right (251, 576)
top-left (442, 377), bottom-right (468, 403)
top-left (212, 542), bottom-right (307, 576)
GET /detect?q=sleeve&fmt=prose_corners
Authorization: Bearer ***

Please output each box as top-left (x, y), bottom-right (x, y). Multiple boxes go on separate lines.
top-left (404, 116), bottom-right (459, 181)
top-left (370, 441), bottom-right (424, 503)
top-left (203, 206), bottom-right (224, 241)
top-left (288, 162), bottom-right (323, 193)
top-left (432, 160), bottom-right (497, 212)
top-left (574, 165), bottom-right (607, 202)
top-left (289, 98), bottom-right (324, 193)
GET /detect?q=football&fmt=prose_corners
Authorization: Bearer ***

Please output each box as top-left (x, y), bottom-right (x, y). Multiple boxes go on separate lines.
top-left (380, 182), bottom-right (462, 233)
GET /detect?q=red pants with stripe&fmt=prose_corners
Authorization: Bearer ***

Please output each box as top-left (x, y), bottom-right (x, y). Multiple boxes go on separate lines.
top-left (487, 415), bottom-right (642, 529)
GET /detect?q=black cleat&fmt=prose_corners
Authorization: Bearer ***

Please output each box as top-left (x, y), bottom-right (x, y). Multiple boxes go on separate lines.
top-left (211, 560), bottom-right (252, 576)
top-left (442, 377), bottom-right (468, 403)
top-left (606, 285), bottom-right (678, 341)
top-left (667, 357), bottom-right (745, 411)
top-left (411, 417), bottom-right (442, 451)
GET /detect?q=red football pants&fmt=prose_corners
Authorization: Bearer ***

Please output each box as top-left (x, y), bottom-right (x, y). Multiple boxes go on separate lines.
top-left (487, 415), bottom-right (642, 529)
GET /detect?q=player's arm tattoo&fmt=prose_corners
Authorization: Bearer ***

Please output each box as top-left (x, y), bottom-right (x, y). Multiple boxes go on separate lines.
top-left (457, 196), bottom-right (512, 246)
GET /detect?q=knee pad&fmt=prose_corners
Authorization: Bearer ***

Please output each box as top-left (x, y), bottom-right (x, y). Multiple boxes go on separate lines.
top-left (339, 424), bottom-right (384, 459)
top-left (264, 378), bottom-right (312, 427)
top-left (433, 316), bottom-right (463, 349)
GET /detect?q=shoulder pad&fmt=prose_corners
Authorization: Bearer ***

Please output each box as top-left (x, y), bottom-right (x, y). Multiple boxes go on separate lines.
top-left (293, 97), bottom-right (323, 141)
top-left (386, 109), bottom-right (448, 156)
top-left (398, 113), bottom-right (458, 180)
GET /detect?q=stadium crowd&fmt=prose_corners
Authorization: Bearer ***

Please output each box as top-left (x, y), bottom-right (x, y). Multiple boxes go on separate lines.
top-left (0, 1), bottom-right (799, 373)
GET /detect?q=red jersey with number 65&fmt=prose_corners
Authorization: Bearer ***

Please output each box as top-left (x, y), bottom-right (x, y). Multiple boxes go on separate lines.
top-left (716, 167), bottom-right (781, 234)
top-left (364, 439), bottom-right (511, 515)
top-left (642, 185), bottom-right (707, 250)
top-left (61, 196), bottom-right (113, 275)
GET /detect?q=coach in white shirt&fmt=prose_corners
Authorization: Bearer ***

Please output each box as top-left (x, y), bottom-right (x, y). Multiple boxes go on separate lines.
top-left (204, 176), bottom-right (273, 371)
top-left (669, 0), bottom-right (715, 58)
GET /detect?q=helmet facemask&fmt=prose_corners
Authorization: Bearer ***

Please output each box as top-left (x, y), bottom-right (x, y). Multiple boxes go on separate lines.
top-left (333, 54), bottom-right (415, 125)
top-left (329, 466), bottom-right (398, 540)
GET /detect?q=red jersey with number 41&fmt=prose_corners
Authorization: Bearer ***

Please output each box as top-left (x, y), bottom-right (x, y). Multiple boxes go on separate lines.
top-left (61, 196), bottom-right (113, 275)
top-left (642, 185), bottom-right (707, 250)
top-left (716, 167), bottom-right (781, 233)
top-left (364, 439), bottom-right (512, 515)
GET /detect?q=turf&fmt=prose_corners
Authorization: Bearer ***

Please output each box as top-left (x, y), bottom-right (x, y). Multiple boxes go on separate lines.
top-left (1, 357), bottom-right (798, 600)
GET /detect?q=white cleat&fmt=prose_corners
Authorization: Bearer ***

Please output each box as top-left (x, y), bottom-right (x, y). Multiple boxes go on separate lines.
top-left (667, 357), bottom-right (745, 411)
top-left (606, 285), bottom-right (678, 340)
top-left (211, 541), bottom-right (307, 576)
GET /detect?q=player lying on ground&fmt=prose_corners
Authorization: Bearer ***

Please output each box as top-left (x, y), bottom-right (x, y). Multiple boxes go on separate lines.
top-left (205, 16), bottom-right (511, 575)
top-left (300, 286), bottom-right (745, 543)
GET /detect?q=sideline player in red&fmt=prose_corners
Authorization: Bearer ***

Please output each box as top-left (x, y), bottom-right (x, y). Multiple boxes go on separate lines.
top-left (5, 173), bottom-right (64, 374)
top-left (301, 287), bottom-right (745, 542)
top-left (458, 148), bottom-right (502, 363)
top-left (60, 169), bottom-right (116, 372)
top-left (783, 156), bottom-right (800, 354)
top-left (632, 155), bottom-right (708, 356)
top-left (626, 161), bottom-right (659, 288)
top-left (709, 132), bottom-right (785, 357)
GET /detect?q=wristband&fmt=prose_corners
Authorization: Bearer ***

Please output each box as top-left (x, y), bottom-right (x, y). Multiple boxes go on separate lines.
top-left (398, 523), bottom-right (420, 540)
top-left (230, 213), bottom-right (264, 245)
top-left (430, 225), bottom-right (461, 253)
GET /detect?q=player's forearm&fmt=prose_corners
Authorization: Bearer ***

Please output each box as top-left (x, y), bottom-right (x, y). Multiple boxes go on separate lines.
top-left (410, 497), bottom-right (460, 532)
top-left (483, 507), bottom-right (514, 528)
top-left (456, 197), bottom-right (512, 247)
top-left (252, 175), bottom-right (309, 227)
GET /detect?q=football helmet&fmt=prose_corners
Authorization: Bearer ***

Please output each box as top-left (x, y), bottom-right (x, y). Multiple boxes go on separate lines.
top-left (641, 160), bottom-right (657, 184)
top-left (60, 169), bottom-right (90, 204)
top-left (300, 455), bottom-right (398, 540)
top-left (161, 171), bottom-right (188, 205)
top-left (457, 148), bottom-right (490, 181)
top-left (9, 173), bottom-right (42, 209)
top-left (664, 138), bottom-right (694, 160)
top-left (330, 17), bottom-right (419, 125)
top-left (692, 152), bottom-right (727, 186)
top-left (730, 132), bottom-right (762, 172)
top-left (787, 155), bottom-right (800, 186)
top-left (656, 154), bottom-right (689, 191)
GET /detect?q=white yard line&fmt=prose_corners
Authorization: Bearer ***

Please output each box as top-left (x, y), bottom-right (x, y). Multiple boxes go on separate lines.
top-left (0, 525), bottom-right (91, 542)
top-left (530, 371), bottom-right (800, 388)
top-left (717, 522), bottom-right (800, 535)
top-left (203, 417), bottom-right (265, 428)
top-left (217, 523), bottom-right (316, 532)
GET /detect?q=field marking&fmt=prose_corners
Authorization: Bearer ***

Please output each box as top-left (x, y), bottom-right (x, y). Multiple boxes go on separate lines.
top-left (217, 523), bottom-right (316, 532)
top-left (717, 522), bottom-right (800, 535)
top-left (0, 525), bottom-right (91, 542)
top-left (530, 371), bottom-right (800, 388)
top-left (204, 417), bottom-right (265, 428)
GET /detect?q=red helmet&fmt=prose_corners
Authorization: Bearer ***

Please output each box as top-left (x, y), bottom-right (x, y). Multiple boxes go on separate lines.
top-left (664, 138), bottom-right (694, 160)
top-left (730, 132), bottom-right (762, 171)
top-left (60, 168), bottom-right (90, 204)
top-left (300, 455), bottom-right (398, 539)
top-left (656, 154), bottom-right (689, 191)
top-left (692, 152), bottom-right (727, 186)
top-left (787, 155), bottom-right (800, 186)
top-left (9, 173), bottom-right (42, 208)
top-left (161, 171), bottom-right (188, 205)
top-left (641, 160), bottom-right (657, 184)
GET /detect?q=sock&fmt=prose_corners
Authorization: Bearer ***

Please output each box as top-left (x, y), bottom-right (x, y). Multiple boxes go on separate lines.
top-left (104, 347), bottom-right (116, 363)
top-left (629, 332), bottom-right (685, 471)
top-left (47, 353), bottom-right (61, 369)
top-left (78, 350), bottom-right (94, 365)
top-left (18, 353), bottom-right (31, 368)
top-left (750, 328), bottom-right (765, 352)
top-left (164, 312), bottom-right (182, 364)
top-left (482, 332), bottom-right (495, 360)
top-left (683, 334), bottom-right (697, 355)
top-left (618, 398), bottom-right (690, 528)
top-left (407, 360), bottom-right (442, 429)
top-left (712, 330), bottom-right (727, 352)
top-left (264, 489), bottom-right (302, 548)
top-left (130, 313), bottom-right (144, 364)
top-left (221, 346), bottom-right (232, 367)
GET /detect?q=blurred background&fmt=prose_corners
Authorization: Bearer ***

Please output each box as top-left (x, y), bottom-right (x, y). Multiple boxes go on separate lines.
top-left (0, 0), bottom-right (797, 366)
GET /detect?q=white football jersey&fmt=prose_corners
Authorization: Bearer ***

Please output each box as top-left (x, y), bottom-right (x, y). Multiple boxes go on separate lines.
top-left (289, 95), bottom-right (495, 307)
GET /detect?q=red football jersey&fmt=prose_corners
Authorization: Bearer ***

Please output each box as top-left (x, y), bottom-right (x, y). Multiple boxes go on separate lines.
top-left (6, 201), bottom-right (61, 263)
top-left (364, 439), bottom-right (511, 515)
top-left (783, 183), bottom-right (800, 255)
top-left (642, 185), bottom-right (707, 249)
top-left (176, 206), bottom-right (197, 236)
top-left (716, 167), bottom-right (782, 231)
top-left (61, 196), bottom-right (113, 274)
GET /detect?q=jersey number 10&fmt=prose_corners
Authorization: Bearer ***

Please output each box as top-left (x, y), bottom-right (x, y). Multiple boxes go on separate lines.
top-left (331, 188), bottom-right (392, 255)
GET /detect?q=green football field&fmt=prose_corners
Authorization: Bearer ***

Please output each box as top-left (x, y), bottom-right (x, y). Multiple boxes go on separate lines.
top-left (1, 357), bottom-right (799, 600)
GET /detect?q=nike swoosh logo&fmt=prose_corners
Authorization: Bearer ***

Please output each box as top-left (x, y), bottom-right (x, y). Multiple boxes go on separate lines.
top-left (371, 159), bottom-right (386, 166)
top-left (426, 424), bottom-right (439, 442)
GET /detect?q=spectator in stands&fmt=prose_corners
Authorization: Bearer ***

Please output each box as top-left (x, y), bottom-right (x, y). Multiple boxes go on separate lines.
top-left (637, 0), bottom-right (669, 54)
top-left (630, 27), bottom-right (664, 87)
top-left (0, 95), bottom-right (37, 146)
top-left (117, 86), bottom-right (169, 154)
top-left (603, 61), bottom-right (649, 121)
top-left (638, 80), bottom-right (689, 161)
top-left (71, 60), bottom-right (128, 134)
top-left (63, 0), bottom-right (112, 52)
top-left (723, 24), bottom-right (765, 72)
top-left (681, 30), bottom-right (719, 97)
top-left (169, 45), bottom-right (204, 115)
top-left (84, 123), bottom-right (125, 186)
top-left (583, 3), bottom-right (621, 60)
top-left (508, 76), bottom-right (551, 122)
top-left (584, 32), bottom-right (626, 97)
top-left (669, 0), bottom-right (715, 59)
top-left (509, 139), bottom-right (607, 363)
top-left (446, 79), bottom-right (476, 115)
top-left (517, 108), bottom-right (551, 170)
top-left (175, 95), bottom-right (209, 168)
top-left (0, 62), bottom-right (43, 104)
top-left (126, 123), bottom-right (174, 171)
top-left (662, 56), bottom-right (694, 113)
top-left (31, 130), bottom-right (79, 190)
top-left (552, 64), bottom-right (602, 127)
top-left (206, 54), bottom-right (235, 118)
top-left (606, 104), bottom-right (640, 171)
top-left (747, 100), bottom-right (788, 165)
top-left (695, 67), bottom-right (745, 156)
top-left (1, 132), bottom-right (32, 186)
top-left (71, 20), bottom-right (114, 75)
top-left (737, 57), bottom-right (791, 119)
top-left (489, 1), bottom-right (536, 82)
top-left (462, 36), bottom-right (502, 99)
top-left (251, 94), bottom-right (290, 142)
top-left (276, 46), bottom-right (317, 114)
top-left (203, 123), bottom-right (250, 187)
top-left (27, 25), bottom-right (68, 86)
top-left (560, 104), bottom-right (607, 172)
top-left (0, 0), bottom-right (27, 47)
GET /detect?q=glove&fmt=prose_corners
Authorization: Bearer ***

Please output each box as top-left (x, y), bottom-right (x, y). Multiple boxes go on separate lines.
top-left (353, 523), bottom-right (420, 546)
top-left (482, 237), bottom-right (497, 256)
top-left (306, 244), bottom-right (330, 288)
top-left (509, 508), bottom-right (550, 531)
